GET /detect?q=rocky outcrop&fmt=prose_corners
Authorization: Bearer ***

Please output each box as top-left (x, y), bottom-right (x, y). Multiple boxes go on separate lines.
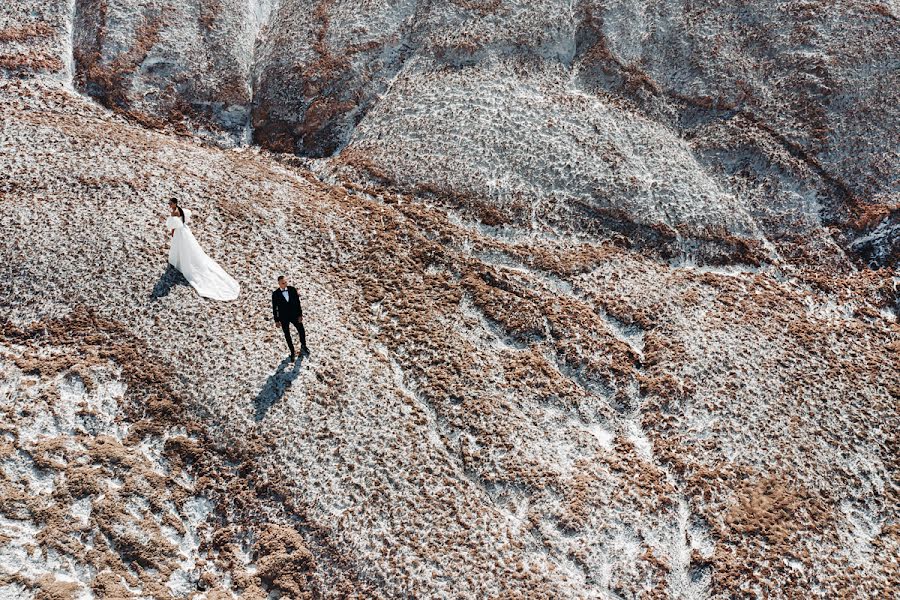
top-left (571, 0), bottom-right (900, 267)
top-left (251, 0), bottom-right (419, 156)
top-left (0, 0), bottom-right (75, 82)
top-left (11, 0), bottom-right (894, 267)
top-left (251, 0), bottom-right (898, 266)
top-left (70, 0), bottom-right (272, 143)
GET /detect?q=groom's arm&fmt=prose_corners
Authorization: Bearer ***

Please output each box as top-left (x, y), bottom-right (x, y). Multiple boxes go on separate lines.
top-left (272, 292), bottom-right (280, 322)
top-left (288, 287), bottom-right (302, 321)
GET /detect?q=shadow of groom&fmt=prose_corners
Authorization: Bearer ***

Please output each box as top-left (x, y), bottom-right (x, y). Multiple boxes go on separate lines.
top-left (254, 356), bottom-right (304, 421)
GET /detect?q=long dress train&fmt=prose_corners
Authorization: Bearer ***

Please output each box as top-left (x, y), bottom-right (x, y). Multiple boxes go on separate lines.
top-left (166, 210), bottom-right (240, 301)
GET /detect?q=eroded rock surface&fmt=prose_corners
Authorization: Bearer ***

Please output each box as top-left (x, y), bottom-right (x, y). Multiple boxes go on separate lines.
top-left (1, 1), bottom-right (898, 598)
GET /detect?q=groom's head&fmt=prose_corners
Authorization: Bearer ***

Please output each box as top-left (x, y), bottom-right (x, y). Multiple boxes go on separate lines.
top-left (278, 275), bottom-right (287, 289)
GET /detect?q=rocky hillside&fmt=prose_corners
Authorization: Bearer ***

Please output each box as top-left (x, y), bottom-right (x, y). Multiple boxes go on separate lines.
top-left (1, 0), bottom-right (898, 598)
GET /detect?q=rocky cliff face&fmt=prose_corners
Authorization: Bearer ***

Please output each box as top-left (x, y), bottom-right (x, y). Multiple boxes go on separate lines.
top-left (43, 0), bottom-right (899, 268)
top-left (1, 1), bottom-right (898, 598)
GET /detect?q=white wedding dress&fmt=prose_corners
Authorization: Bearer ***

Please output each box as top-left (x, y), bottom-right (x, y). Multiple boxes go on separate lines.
top-left (166, 210), bottom-right (240, 301)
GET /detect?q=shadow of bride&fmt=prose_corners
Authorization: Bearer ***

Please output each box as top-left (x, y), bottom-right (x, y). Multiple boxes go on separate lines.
top-left (254, 357), bottom-right (304, 421)
top-left (151, 265), bottom-right (190, 299)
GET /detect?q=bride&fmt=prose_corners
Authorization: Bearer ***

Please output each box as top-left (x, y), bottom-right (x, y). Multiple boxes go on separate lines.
top-left (165, 199), bottom-right (240, 301)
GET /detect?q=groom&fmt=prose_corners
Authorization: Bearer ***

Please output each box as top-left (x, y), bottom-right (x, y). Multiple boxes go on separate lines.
top-left (272, 275), bottom-right (309, 362)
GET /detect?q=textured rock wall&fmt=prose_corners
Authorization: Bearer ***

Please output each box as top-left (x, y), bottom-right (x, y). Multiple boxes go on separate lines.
top-left (11, 0), bottom-right (895, 266)
top-left (72, 0), bottom-right (261, 143)
top-left (252, 0), bottom-right (420, 155)
top-left (576, 0), bottom-right (900, 203)
top-left (572, 0), bottom-right (900, 264)
top-left (0, 0), bottom-right (75, 82)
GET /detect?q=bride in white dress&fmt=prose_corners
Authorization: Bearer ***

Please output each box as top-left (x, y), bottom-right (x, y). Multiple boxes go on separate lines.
top-left (166, 199), bottom-right (240, 301)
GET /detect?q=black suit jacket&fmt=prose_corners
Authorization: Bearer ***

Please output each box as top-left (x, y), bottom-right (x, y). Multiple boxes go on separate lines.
top-left (272, 286), bottom-right (303, 322)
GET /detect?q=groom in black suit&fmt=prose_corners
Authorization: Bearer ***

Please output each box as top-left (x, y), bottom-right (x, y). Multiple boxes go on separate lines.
top-left (272, 275), bottom-right (309, 361)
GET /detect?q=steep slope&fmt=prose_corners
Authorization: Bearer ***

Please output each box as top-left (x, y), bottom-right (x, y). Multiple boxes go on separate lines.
top-left (1, 76), bottom-right (898, 598)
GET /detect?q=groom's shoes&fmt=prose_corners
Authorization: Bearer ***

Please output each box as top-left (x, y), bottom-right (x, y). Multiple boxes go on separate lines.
top-left (300, 346), bottom-right (310, 357)
top-left (289, 353), bottom-right (296, 362)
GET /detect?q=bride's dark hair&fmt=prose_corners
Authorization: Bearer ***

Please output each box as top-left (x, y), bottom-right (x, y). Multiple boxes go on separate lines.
top-left (170, 198), bottom-right (185, 223)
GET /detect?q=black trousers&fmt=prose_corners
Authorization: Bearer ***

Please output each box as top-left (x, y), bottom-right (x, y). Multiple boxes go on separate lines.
top-left (280, 318), bottom-right (307, 355)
